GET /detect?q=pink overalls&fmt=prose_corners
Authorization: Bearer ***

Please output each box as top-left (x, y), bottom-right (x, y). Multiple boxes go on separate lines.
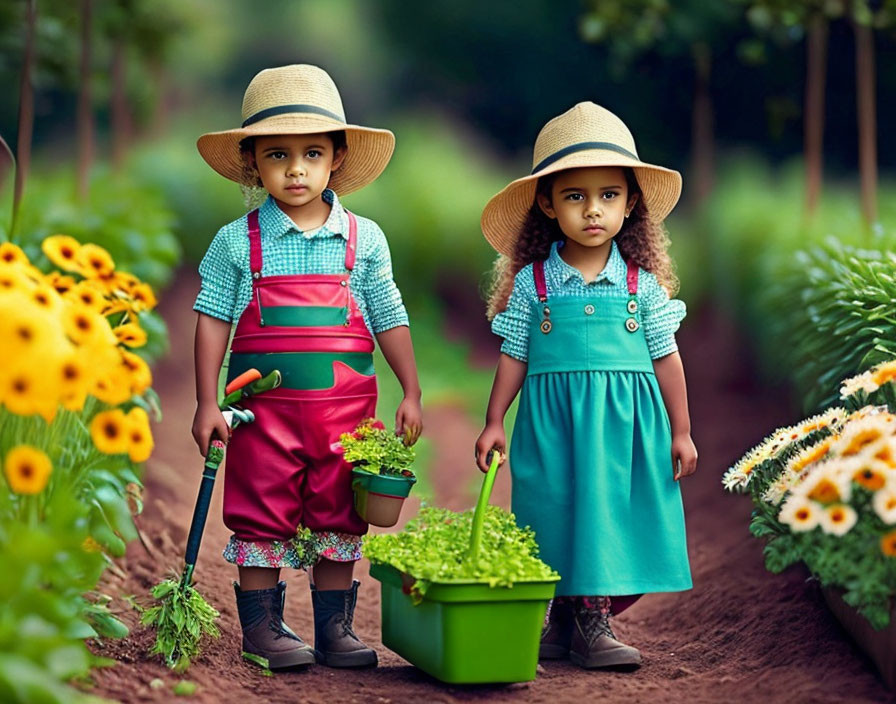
top-left (222, 209), bottom-right (376, 543)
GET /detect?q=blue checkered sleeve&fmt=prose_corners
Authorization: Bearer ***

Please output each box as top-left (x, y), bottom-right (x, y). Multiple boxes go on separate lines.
top-left (639, 270), bottom-right (686, 360)
top-left (354, 218), bottom-right (409, 334)
top-left (194, 223), bottom-right (245, 322)
top-left (491, 265), bottom-right (534, 362)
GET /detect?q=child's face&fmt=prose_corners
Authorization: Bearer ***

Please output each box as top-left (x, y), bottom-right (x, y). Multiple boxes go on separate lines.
top-left (250, 133), bottom-right (347, 209)
top-left (537, 166), bottom-right (638, 249)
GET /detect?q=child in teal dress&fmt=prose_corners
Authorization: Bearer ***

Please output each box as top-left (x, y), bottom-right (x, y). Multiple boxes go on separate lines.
top-left (475, 102), bottom-right (696, 670)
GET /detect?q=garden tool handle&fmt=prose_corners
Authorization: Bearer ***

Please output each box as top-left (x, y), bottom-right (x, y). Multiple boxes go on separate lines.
top-left (181, 437), bottom-right (226, 585)
top-left (468, 450), bottom-right (503, 563)
top-left (219, 369), bottom-right (282, 409)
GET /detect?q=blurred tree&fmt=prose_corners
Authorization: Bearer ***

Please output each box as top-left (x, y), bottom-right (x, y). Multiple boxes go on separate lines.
top-left (12, 0), bottom-right (36, 235)
top-left (740, 0), bottom-right (845, 215)
top-left (76, 0), bottom-right (93, 199)
top-left (579, 0), bottom-right (740, 206)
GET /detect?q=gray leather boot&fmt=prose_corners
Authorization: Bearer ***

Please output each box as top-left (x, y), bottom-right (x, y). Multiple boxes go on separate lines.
top-left (569, 596), bottom-right (641, 669)
top-left (311, 580), bottom-right (377, 667)
top-left (539, 597), bottom-right (575, 659)
top-left (234, 581), bottom-right (316, 669)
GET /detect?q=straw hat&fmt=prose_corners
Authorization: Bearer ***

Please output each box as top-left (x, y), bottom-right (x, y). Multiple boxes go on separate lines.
top-left (197, 64), bottom-right (394, 195)
top-left (481, 102), bottom-right (681, 257)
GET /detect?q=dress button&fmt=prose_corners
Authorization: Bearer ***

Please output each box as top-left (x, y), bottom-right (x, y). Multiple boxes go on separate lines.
top-left (627, 299), bottom-right (638, 314)
top-left (252, 272), bottom-right (260, 280)
top-left (584, 304), bottom-right (595, 315)
top-left (625, 317), bottom-right (640, 332)
top-left (340, 280), bottom-right (347, 287)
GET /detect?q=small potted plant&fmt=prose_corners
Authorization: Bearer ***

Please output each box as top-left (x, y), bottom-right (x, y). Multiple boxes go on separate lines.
top-left (339, 418), bottom-right (417, 527)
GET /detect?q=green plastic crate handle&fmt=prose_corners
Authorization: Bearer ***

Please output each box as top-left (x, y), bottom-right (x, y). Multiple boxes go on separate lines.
top-left (467, 450), bottom-right (502, 563)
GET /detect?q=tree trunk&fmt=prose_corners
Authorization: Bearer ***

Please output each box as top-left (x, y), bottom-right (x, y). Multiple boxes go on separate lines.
top-left (76, 0), bottom-right (94, 201)
top-left (690, 41), bottom-right (714, 208)
top-left (12, 0), bottom-right (37, 237)
top-left (854, 19), bottom-right (877, 226)
top-left (148, 59), bottom-right (170, 139)
top-left (111, 38), bottom-right (132, 170)
top-left (804, 14), bottom-right (828, 216)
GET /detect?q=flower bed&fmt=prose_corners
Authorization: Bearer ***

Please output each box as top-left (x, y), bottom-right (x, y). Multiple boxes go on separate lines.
top-left (724, 360), bottom-right (896, 631)
top-left (0, 237), bottom-right (159, 701)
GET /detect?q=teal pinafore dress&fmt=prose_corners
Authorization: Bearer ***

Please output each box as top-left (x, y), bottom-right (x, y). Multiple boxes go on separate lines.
top-left (510, 258), bottom-right (692, 597)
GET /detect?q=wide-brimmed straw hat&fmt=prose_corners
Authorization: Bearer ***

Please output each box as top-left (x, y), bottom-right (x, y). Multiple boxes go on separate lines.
top-left (197, 64), bottom-right (394, 195)
top-left (481, 102), bottom-right (681, 257)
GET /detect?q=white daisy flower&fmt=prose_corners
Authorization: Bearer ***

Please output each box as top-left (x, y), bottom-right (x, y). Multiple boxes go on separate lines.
top-left (778, 496), bottom-right (822, 532)
top-left (792, 458), bottom-right (853, 504)
top-left (818, 504), bottom-right (858, 536)
top-left (762, 474), bottom-right (794, 506)
top-left (833, 414), bottom-right (896, 457)
top-left (840, 370), bottom-right (878, 399)
top-left (872, 487), bottom-right (896, 524)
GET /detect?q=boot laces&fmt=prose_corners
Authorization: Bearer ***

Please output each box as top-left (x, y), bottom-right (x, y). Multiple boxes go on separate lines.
top-left (580, 607), bottom-right (616, 643)
top-left (269, 618), bottom-right (301, 641)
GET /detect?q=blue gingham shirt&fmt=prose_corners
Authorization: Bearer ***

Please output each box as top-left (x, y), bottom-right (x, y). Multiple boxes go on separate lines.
top-left (194, 190), bottom-right (408, 334)
top-left (492, 240), bottom-right (685, 362)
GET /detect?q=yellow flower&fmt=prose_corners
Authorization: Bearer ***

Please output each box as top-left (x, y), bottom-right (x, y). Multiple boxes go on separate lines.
top-left (29, 281), bottom-right (63, 314)
top-left (871, 360), bottom-right (896, 388)
top-left (76, 243), bottom-right (115, 278)
top-left (91, 366), bottom-right (134, 405)
top-left (90, 409), bottom-right (130, 455)
top-left (130, 283), bottom-right (157, 312)
top-left (867, 438), bottom-right (896, 468)
top-left (840, 371), bottom-right (878, 398)
top-left (794, 460), bottom-right (852, 505)
top-left (65, 281), bottom-right (109, 314)
top-left (126, 407), bottom-right (154, 463)
top-left (82, 536), bottom-right (102, 553)
top-left (0, 365), bottom-right (56, 421)
top-left (0, 267), bottom-right (32, 293)
top-left (42, 235), bottom-right (83, 273)
top-left (120, 349), bottom-right (152, 394)
top-left (0, 242), bottom-right (28, 266)
top-left (47, 271), bottom-right (77, 294)
top-left (62, 304), bottom-right (113, 347)
top-left (114, 322), bottom-right (147, 348)
top-left (3, 445), bottom-right (52, 494)
top-left (58, 351), bottom-right (90, 400)
top-left (880, 530), bottom-right (896, 557)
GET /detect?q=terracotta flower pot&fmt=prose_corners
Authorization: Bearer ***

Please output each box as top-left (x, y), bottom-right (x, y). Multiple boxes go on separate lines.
top-left (351, 468), bottom-right (416, 527)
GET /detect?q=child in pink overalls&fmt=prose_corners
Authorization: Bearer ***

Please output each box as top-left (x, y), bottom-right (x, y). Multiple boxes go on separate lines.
top-left (191, 65), bottom-right (422, 670)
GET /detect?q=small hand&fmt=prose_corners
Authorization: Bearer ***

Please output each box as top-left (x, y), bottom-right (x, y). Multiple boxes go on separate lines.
top-left (672, 432), bottom-right (698, 481)
top-left (395, 396), bottom-right (423, 446)
top-left (475, 423), bottom-right (506, 473)
top-left (191, 402), bottom-right (230, 458)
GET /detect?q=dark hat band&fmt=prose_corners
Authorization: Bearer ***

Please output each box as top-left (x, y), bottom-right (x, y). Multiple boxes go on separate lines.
top-left (242, 103), bottom-right (345, 128)
top-left (532, 141), bottom-right (639, 175)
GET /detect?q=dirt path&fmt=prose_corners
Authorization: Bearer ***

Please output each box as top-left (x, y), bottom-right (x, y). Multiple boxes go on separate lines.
top-left (90, 270), bottom-right (894, 703)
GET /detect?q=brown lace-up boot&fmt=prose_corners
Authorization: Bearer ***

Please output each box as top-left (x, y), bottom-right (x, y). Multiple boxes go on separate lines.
top-left (569, 596), bottom-right (641, 669)
top-left (311, 580), bottom-right (377, 667)
top-left (539, 597), bottom-right (575, 659)
top-left (234, 581), bottom-right (316, 669)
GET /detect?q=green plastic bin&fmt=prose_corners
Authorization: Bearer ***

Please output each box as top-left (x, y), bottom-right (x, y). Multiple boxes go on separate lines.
top-left (370, 454), bottom-right (559, 683)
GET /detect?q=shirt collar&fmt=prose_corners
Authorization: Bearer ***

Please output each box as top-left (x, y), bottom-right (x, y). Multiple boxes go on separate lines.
top-left (259, 188), bottom-right (348, 240)
top-left (548, 239), bottom-right (626, 286)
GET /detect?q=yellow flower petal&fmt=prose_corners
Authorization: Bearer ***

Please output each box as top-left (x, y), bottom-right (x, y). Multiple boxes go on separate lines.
top-left (0, 242), bottom-right (28, 266)
top-left (114, 322), bottom-right (148, 348)
top-left (126, 407), bottom-right (154, 463)
top-left (120, 349), bottom-right (152, 394)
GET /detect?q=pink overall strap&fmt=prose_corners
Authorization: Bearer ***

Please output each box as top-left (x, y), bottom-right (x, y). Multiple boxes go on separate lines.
top-left (247, 209), bottom-right (262, 276)
top-left (626, 260), bottom-right (639, 295)
top-left (533, 260), bottom-right (548, 302)
top-left (344, 211), bottom-right (358, 271)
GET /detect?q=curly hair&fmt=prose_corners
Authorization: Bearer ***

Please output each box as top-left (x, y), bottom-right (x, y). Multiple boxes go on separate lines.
top-left (485, 167), bottom-right (679, 320)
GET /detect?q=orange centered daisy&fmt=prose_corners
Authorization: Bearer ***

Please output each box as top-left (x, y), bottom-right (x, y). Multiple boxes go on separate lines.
top-left (871, 362), bottom-right (896, 387)
top-left (89, 409), bottom-right (129, 455)
top-left (76, 244), bottom-right (115, 278)
top-left (0, 242), bottom-right (27, 265)
top-left (807, 479), bottom-right (841, 504)
top-left (842, 429), bottom-right (883, 456)
top-left (881, 531), bottom-right (896, 557)
top-left (41, 235), bottom-right (83, 272)
top-left (854, 467), bottom-right (886, 491)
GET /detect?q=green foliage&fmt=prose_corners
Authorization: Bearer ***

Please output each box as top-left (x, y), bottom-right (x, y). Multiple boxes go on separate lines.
top-left (140, 579), bottom-right (220, 672)
top-left (339, 418), bottom-right (415, 476)
top-left (1, 167), bottom-right (181, 292)
top-left (364, 505), bottom-right (558, 598)
top-left (700, 158), bottom-right (896, 411)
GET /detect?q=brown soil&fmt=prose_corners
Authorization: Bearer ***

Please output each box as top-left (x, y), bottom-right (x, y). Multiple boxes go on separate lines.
top-left (88, 270), bottom-right (895, 703)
